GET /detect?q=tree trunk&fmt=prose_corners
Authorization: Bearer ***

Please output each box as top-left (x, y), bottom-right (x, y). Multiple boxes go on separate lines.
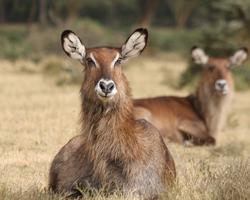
top-left (167, 0), bottom-right (199, 29)
top-left (39, 0), bottom-right (47, 26)
top-left (66, 0), bottom-right (81, 24)
top-left (235, 5), bottom-right (250, 34)
top-left (48, 8), bottom-right (64, 27)
top-left (139, 0), bottom-right (159, 27)
top-left (175, 8), bottom-right (193, 29)
top-left (0, 0), bottom-right (5, 24)
top-left (27, 0), bottom-right (36, 32)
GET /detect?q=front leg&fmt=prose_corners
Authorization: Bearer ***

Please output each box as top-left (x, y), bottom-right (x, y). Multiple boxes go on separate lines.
top-left (178, 119), bottom-right (216, 146)
top-left (66, 176), bottom-right (102, 199)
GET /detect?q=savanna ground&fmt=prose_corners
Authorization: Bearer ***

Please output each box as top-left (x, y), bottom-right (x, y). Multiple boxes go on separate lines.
top-left (0, 54), bottom-right (250, 200)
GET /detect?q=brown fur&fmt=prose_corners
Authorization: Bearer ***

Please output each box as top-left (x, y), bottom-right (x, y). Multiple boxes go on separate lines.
top-left (134, 57), bottom-right (235, 146)
top-left (49, 44), bottom-right (176, 199)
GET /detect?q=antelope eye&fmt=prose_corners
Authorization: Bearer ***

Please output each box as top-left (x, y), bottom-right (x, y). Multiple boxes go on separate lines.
top-left (86, 58), bottom-right (95, 67)
top-left (115, 58), bottom-right (122, 66)
top-left (207, 64), bottom-right (215, 71)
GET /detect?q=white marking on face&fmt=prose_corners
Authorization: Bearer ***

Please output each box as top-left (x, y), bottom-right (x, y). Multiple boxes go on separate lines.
top-left (111, 53), bottom-right (120, 68)
top-left (95, 78), bottom-right (117, 101)
top-left (215, 79), bottom-right (229, 95)
top-left (89, 53), bottom-right (100, 68)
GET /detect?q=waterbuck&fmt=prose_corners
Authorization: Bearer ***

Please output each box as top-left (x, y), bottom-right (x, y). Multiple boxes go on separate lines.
top-left (49, 28), bottom-right (176, 199)
top-left (134, 46), bottom-right (248, 145)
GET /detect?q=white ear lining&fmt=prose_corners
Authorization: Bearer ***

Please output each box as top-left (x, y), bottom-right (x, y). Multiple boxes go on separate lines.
top-left (230, 49), bottom-right (248, 67)
top-left (191, 48), bottom-right (209, 65)
top-left (121, 29), bottom-right (147, 60)
top-left (62, 32), bottom-right (86, 61)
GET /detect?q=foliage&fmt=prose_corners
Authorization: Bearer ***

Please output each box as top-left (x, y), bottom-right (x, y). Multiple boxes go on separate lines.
top-left (0, 26), bottom-right (31, 60)
top-left (1, 0), bottom-right (250, 29)
top-left (42, 60), bottom-right (83, 86)
top-left (166, 0), bottom-right (200, 28)
top-left (0, 19), bottom-right (124, 60)
top-left (179, 0), bottom-right (250, 90)
top-left (150, 28), bottom-right (202, 52)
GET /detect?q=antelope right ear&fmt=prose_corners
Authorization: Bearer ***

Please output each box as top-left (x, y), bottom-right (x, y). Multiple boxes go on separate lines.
top-left (229, 47), bottom-right (248, 67)
top-left (61, 30), bottom-right (86, 62)
top-left (121, 28), bottom-right (148, 61)
top-left (191, 46), bottom-right (209, 65)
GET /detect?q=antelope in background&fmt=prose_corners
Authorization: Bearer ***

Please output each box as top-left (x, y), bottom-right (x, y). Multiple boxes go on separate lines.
top-left (49, 28), bottom-right (176, 199)
top-left (134, 46), bottom-right (248, 146)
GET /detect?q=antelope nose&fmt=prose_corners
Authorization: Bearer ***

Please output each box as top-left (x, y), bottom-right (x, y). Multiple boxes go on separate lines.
top-left (218, 82), bottom-right (226, 89)
top-left (215, 79), bottom-right (228, 90)
top-left (99, 80), bottom-right (115, 94)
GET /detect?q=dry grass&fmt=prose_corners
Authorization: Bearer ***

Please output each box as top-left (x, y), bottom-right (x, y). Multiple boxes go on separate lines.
top-left (0, 55), bottom-right (250, 200)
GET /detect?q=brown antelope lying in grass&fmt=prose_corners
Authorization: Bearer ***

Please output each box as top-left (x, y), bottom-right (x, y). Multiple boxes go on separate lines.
top-left (134, 46), bottom-right (248, 146)
top-left (49, 28), bottom-right (176, 199)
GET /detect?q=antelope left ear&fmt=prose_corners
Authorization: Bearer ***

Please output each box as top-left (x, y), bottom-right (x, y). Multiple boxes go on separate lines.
top-left (121, 28), bottom-right (148, 61)
top-left (61, 30), bottom-right (86, 63)
top-left (229, 47), bottom-right (248, 67)
top-left (191, 46), bottom-right (209, 65)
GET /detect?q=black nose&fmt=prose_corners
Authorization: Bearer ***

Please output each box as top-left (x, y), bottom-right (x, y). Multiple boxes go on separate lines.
top-left (99, 81), bottom-right (115, 94)
top-left (218, 82), bottom-right (226, 89)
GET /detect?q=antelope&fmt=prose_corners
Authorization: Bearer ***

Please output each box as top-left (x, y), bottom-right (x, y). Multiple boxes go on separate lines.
top-left (134, 46), bottom-right (248, 146)
top-left (49, 28), bottom-right (176, 199)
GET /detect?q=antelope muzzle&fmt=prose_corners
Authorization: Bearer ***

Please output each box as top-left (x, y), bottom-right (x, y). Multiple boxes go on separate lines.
top-left (95, 78), bottom-right (117, 101)
top-left (215, 79), bottom-right (229, 95)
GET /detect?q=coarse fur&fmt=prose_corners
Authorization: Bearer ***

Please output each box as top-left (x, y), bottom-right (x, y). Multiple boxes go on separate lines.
top-left (49, 28), bottom-right (176, 199)
top-left (134, 47), bottom-right (248, 146)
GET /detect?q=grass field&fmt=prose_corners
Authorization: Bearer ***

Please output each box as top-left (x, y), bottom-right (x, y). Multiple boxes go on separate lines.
top-left (0, 55), bottom-right (250, 200)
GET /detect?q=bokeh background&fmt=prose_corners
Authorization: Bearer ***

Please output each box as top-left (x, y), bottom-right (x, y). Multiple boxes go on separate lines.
top-left (1, 1), bottom-right (250, 199)
top-left (1, 0), bottom-right (250, 88)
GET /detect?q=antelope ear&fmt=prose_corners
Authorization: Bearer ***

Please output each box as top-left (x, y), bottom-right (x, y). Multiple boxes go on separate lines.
top-left (229, 47), bottom-right (248, 67)
top-left (191, 46), bottom-right (209, 65)
top-left (121, 28), bottom-right (148, 61)
top-left (61, 30), bottom-right (86, 62)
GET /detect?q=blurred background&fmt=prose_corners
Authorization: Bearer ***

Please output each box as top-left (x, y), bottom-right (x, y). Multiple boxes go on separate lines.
top-left (1, 0), bottom-right (250, 89)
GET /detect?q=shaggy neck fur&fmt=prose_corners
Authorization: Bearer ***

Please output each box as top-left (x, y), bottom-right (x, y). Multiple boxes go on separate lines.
top-left (80, 83), bottom-right (142, 163)
top-left (194, 83), bottom-right (233, 137)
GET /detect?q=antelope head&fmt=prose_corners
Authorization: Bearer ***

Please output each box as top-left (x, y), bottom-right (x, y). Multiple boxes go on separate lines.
top-left (61, 28), bottom-right (148, 105)
top-left (191, 46), bottom-right (248, 96)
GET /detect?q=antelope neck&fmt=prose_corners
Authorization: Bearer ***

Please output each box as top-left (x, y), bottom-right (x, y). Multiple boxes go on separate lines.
top-left (81, 94), bottom-right (136, 140)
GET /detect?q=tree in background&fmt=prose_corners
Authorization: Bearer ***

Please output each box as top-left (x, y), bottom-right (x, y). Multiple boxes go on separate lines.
top-left (52, 0), bottom-right (82, 24)
top-left (27, 0), bottom-right (37, 31)
top-left (195, 0), bottom-right (250, 54)
top-left (0, 0), bottom-right (5, 23)
top-left (139, 0), bottom-right (159, 27)
top-left (166, 0), bottom-right (200, 29)
top-left (214, 0), bottom-right (250, 35)
top-left (179, 0), bottom-right (250, 90)
top-left (39, 0), bottom-right (47, 26)
top-left (67, 0), bottom-right (82, 22)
